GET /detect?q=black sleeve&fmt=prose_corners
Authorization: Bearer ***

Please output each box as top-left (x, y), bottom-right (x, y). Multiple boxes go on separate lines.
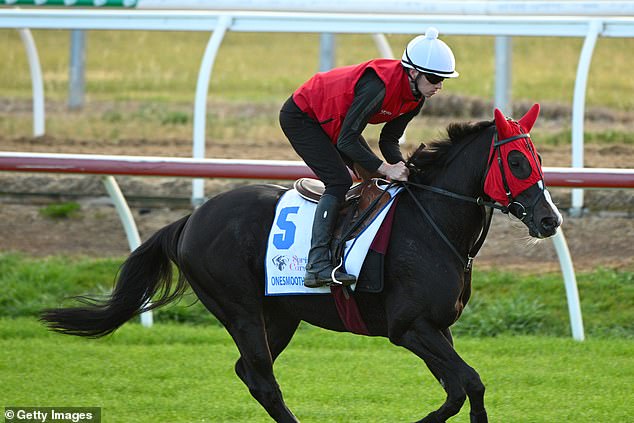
top-left (335, 70), bottom-right (385, 173)
top-left (379, 100), bottom-right (424, 164)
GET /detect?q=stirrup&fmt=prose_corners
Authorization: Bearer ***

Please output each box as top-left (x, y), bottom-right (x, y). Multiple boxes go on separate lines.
top-left (328, 258), bottom-right (356, 287)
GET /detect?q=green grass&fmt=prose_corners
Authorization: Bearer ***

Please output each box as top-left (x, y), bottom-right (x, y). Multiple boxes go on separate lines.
top-left (0, 254), bottom-right (632, 420)
top-left (538, 129), bottom-right (634, 146)
top-left (1, 31), bottom-right (632, 147)
top-left (1, 30), bottom-right (633, 109)
top-left (38, 201), bottom-right (81, 219)
top-left (457, 268), bottom-right (634, 338)
top-left (1, 318), bottom-right (632, 422)
top-left (0, 253), bottom-right (632, 339)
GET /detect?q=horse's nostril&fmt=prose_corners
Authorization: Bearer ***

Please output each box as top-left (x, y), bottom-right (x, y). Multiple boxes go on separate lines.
top-left (541, 217), bottom-right (557, 232)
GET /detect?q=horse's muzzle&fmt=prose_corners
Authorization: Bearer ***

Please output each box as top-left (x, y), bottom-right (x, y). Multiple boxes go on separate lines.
top-left (538, 216), bottom-right (560, 238)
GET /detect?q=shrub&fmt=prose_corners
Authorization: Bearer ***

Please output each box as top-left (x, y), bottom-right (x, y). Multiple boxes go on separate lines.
top-left (454, 295), bottom-right (547, 337)
top-left (38, 202), bottom-right (81, 219)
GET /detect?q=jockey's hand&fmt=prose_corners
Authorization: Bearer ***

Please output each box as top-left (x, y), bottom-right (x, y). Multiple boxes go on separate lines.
top-left (378, 161), bottom-right (409, 182)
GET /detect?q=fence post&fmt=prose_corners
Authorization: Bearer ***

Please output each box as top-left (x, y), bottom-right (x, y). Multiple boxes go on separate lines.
top-left (319, 33), bottom-right (336, 71)
top-left (494, 36), bottom-right (512, 114)
top-left (18, 29), bottom-right (45, 137)
top-left (101, 175), bottom-right (153, 328)
top-left (551, 229), bottom-right (585, 341)
top-left (570, 19), bottom-right (602, 217)
top-left (68, 30), bottom-right (86, 110)
top-left (192, 15), bottom-right (232, 207)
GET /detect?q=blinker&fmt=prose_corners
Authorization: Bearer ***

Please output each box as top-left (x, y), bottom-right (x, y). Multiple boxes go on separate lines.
top-left (483, 104), bottom-right (545, 206)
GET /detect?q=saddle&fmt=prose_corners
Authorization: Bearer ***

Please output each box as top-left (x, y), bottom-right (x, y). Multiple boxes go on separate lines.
top-left (294, 177), bottom-right (394, 294)
top-left (294, 177), bottom-right (393, 241)
top-left (294, 178), bottom-right (390, 295)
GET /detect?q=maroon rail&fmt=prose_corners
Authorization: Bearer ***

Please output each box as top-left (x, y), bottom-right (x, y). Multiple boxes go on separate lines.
top-left (1, 152), bottom-right (633, 188)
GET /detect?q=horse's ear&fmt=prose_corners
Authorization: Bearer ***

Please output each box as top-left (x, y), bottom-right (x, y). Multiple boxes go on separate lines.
top-left (494, 108), bottom-right (513, 138)
top-left (518, 103), bottom-right (540, 133)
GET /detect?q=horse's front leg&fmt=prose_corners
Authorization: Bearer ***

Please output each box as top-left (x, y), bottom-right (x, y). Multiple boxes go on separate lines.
top-left (390, 318), bottom-right (487, 423)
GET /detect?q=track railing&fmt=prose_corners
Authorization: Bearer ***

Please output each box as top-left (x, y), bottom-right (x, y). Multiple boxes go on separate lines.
top-left (3, 151), bottom-right (633, 339)
top-left (2, 8), bottom-right (634, 211)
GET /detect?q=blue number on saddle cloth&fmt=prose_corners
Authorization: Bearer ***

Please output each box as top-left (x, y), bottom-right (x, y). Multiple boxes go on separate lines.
top-left (272, 207), bottom-right (299, 250)
top-left (265, 186), bottom-right (401, 295)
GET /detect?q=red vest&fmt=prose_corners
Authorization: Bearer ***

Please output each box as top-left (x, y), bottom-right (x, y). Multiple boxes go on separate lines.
top-left (293, 59), bottom-right (421, 143)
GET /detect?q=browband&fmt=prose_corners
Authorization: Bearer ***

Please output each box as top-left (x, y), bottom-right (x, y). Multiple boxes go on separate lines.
top-left (494, 133), bottom-right (530, 147)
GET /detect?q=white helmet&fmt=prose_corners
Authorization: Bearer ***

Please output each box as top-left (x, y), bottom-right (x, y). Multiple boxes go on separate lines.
top-left (401, 27), bottom-right (459, 78)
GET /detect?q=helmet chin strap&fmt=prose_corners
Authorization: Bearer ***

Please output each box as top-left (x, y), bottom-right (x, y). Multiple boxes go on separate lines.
top-left (407, 69), bottom-right (423, 99)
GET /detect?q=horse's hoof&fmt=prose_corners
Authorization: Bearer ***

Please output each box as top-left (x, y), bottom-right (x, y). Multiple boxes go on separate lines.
top-left (470, 410), bottom-right (488, 423)
top-left (416, 411), bottom-right (443, 423)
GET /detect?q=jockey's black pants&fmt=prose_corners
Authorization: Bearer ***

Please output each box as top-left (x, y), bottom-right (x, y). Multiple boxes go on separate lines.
top-left (279, 96), bottom-right (371, 202)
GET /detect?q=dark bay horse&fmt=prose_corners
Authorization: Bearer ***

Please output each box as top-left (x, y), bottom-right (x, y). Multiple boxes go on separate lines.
top-left (41, 105), bottom-right (562, 423)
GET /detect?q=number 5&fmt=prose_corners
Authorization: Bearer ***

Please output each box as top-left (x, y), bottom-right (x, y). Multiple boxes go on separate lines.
top-left (273, 206), bottom-right (299, 249)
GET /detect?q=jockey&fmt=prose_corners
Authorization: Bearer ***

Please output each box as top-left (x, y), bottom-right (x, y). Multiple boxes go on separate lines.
top-left (279, 27), bottom-right (459, 288)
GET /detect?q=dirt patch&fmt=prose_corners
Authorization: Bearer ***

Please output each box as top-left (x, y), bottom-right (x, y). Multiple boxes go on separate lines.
top-left (0, 201), bottom-right (632, 273)
top-left (0, 98), bottom-right (632, 272)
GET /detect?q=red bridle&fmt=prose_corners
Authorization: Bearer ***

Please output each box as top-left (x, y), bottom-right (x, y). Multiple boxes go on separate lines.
top-left (483, 105), bottom-right (545, 210)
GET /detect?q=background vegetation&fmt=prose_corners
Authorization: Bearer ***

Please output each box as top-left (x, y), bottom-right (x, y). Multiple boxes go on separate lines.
top-left (1, 30), bottom-right (633, 146)
top-left (1, 31), bottom-right (633, 109)
top-left (1, 253), bottom-right (631, 338)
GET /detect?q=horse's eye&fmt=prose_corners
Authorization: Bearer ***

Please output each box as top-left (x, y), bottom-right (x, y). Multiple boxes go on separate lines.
top-left (507, 150), bottom-right (532, 179)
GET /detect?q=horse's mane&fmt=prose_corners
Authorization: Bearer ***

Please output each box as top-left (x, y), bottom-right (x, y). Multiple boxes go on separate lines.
top-left (407, 119), bottom-right (494, 171)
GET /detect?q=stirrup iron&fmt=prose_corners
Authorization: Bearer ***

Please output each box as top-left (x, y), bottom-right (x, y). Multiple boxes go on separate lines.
top-left (328, 258), bottom-right (345, 286)
top-left (328, 258), bottom-right (356, 287)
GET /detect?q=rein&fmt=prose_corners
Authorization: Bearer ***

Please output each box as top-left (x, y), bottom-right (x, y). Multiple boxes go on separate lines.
top-left (402, 180), bottom-right (507, 213)
top-left (399, 129), bottom-right (531, 272)
top-left (333, 128), bottom-right (540, 276)
top-left (401, 182), bottom-right (493, 272)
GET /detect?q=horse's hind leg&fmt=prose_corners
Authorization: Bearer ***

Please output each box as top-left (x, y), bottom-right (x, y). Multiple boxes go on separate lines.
top-left (263, 302), bottom-right (301, 362)
top-left (230, 310), bottom-right (300, 423)
top-left (391, 318), bottom-right (487, 423)
top-left (182, 272), bottom-right (299, 422)
top-left (435, 328), bottom-right (487, 423)
top-left (233, 305), bottom-right (300, 421)
top-left (187, 288), bottom-right (298, 422)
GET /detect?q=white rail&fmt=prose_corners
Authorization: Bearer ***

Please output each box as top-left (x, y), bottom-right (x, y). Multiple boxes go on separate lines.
top-left (2, 9), bottom-right (633, 210)
top-left (135, 0), bottom-right (634, 16)
top-left (4, 151), bottom-right (632, 339)
top-left (3, 10), bottom-right (634, 35)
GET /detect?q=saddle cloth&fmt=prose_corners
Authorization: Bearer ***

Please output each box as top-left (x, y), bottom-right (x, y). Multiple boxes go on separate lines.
top-left (265, 185), bottom-right (401, 296)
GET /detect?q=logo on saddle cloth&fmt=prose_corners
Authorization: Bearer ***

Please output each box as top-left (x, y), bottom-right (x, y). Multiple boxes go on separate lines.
top-left (265, 179), bottom-right (401, 296)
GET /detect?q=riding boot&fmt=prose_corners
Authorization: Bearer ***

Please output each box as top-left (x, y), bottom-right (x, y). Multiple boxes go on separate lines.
top-left (304, 194), bottom-right (357, 288)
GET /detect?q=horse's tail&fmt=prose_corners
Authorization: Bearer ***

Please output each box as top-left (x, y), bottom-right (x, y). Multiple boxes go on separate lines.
top-left (40, 214), bottom-right (191, 338)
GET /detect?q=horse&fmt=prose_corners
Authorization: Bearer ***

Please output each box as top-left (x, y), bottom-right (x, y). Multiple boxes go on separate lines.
top-left (41, 104), bottom-right (562, 423)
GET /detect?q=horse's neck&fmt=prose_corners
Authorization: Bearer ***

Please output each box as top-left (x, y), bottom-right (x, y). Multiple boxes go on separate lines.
top-left (431, 128), bottom-right (492, 198)
top-left (410, 129), bottom-right (493, 254)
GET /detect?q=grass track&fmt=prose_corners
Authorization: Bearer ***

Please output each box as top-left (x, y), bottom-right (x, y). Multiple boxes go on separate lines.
top-left (1, 318), bottom-right (632, 422)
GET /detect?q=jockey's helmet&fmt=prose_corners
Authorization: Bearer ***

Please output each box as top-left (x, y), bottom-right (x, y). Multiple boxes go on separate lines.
top-left (401, 27), bottom-right (459, 78)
